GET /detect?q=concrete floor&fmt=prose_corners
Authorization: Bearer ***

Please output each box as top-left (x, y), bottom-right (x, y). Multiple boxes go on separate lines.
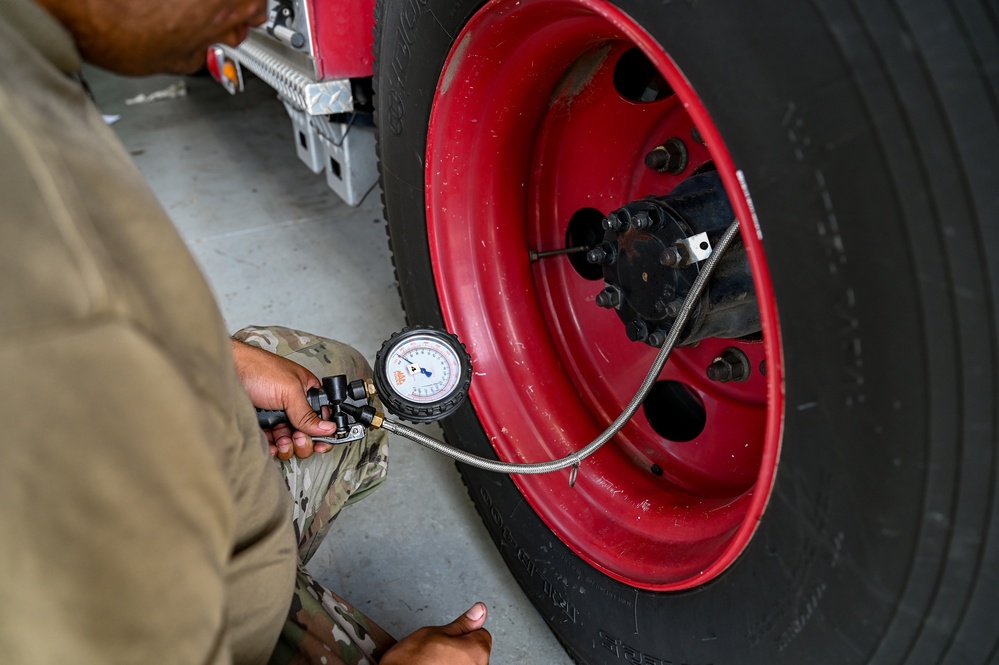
top-left (87, 68), bottom-right (574, 664)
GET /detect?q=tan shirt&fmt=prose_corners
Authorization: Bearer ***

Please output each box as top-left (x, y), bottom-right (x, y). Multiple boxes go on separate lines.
top-left (0, 1), bottom-right (297, 662)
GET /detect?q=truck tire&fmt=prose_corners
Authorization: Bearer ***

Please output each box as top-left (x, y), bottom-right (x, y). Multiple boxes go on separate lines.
top-left (374, 1), bottom-right (999, 663)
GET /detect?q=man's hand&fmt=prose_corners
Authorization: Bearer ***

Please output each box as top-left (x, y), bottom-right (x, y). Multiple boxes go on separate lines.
top-left (381, 603), bottom-right (492, 665)
top-left (230, 339), bottom-right (336, 459)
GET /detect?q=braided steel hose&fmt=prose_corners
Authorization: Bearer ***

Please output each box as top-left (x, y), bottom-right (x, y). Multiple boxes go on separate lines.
top-left (379, 220), bottom-right (742, 479)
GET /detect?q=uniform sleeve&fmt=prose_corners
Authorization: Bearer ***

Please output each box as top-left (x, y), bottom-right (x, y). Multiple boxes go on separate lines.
top-left (0, 49), bottom-right (294, 663)
top-left (0, 323), bottom-right (237, 664)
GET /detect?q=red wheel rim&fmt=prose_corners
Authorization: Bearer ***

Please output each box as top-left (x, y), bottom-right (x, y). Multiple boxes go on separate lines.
top-left (426, 0), bottom-right (784, 590)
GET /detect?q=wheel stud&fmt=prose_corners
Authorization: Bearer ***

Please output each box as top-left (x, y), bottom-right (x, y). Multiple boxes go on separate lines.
top-left (664, 300), bottom-right (682, 318)
top-left (595, 286), bottom-right (623, 309)
top-left (706, 348), bottom-right (752, 383)
top-left (644, 137), bottom-right (688, 175)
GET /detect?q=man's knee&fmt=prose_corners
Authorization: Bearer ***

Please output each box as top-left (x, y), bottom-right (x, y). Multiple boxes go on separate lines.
top-left (232, 325), bottom-right (372, 382)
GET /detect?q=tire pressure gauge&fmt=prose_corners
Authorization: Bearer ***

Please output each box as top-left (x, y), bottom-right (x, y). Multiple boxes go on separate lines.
top-left (373, 326), bottom-right (473, 423)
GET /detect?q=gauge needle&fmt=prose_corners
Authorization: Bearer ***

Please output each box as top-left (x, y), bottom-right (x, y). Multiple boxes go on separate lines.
top-left (402, 356), bottom-right (434, 378)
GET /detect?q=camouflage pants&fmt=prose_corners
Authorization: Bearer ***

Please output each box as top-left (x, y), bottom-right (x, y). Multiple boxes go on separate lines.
top-left (232, 326), bottom-right (397, 665)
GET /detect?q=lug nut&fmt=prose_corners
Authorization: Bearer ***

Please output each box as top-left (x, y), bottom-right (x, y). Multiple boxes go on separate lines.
top-left (664, 300), bottom-right (682, 318)
top-left (706, 348), bottom-right (752, 383)
top-left (586, 247), bottom-right (606, 264)
top-left (645, 148), bottom-right (670, 171)
top-left (603, 208), bottom-right (632, 232)
top-left (632, 208), bottom-right (664, 230)
top-left (644, 137), bottom-right (689, 175)
top-left (586, 242), bottom-right (616, 265)
top-left (595, 286), bottom-right (623, 309)
top-left (706, 360), bottom-right (741, 383)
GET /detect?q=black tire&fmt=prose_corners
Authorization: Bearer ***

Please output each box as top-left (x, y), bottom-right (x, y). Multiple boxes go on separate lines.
top-left (374, 1), bottom-right (999, 663)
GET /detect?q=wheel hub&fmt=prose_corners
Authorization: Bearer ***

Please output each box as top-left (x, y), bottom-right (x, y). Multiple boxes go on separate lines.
top-left (592, 172), bottom-right (761, 347)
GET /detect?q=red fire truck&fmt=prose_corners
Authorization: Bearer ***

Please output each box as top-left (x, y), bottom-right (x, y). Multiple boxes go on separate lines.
top-left (209, 2), bottom-right (999, 664)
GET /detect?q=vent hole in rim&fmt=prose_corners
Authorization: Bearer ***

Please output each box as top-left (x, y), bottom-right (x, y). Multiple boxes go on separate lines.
top-left (565, 207), bottom-right (607, 281)
top-left (614, 47), bottom-right (674, 103)
top-left (644, 380), bottom-right (707, 442)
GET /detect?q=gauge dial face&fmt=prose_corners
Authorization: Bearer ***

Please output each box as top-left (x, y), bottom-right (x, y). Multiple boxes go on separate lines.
top-left (382, 334), bottom-right (463, 404)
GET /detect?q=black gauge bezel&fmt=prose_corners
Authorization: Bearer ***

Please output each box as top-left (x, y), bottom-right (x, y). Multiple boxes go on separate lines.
top-left (373, 326), bottom-right (472, 423)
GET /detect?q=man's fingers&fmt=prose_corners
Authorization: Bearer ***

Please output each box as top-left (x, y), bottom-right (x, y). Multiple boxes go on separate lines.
top-left (285, 398), bottom-right (335, 438)
top-left (270, 437), bottom-right (324, 460)
top-left (380, 605), bottom-right (492, 665)
top-left (466, 602), bottom-right (487, 628)
top-left (267, 424), bottom-right (294, 459)
top-left (263, 410), bottom-right (334, 459)
top-left (471, 626), bottom-right (493, 654)
top-left (292, 432), bottom-right (314, 459)
top-left (276, 441), bottom-right (293, 460)
top-left (440, 603), bottom-right (489, 636)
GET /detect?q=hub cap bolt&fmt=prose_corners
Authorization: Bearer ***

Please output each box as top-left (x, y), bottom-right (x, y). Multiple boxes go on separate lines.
top-left (595, 286), bottom-right (623, 309)
top-left (644, 137), bottom-right (689, 175)
top-left (586, 242), bottom-right (616, 265)
top-left (626, 319), bottom-right (649, 342)
top-left (647, 329), bottom-right (667, 348)
top-left (659, 246), bottom-right (683, 268)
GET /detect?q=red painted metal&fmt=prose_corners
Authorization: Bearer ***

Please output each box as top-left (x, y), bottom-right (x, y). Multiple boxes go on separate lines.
top-left (425, 0), bottom-right (784, 589)
top-left (306, 0), bottom-right (376, 79)
top-left (205, 47), bottom-right (222, 82)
